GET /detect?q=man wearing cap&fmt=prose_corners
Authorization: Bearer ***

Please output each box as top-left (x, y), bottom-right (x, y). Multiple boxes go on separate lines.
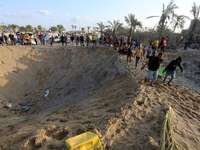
top-left (163, 57), bottom-right (183, 86)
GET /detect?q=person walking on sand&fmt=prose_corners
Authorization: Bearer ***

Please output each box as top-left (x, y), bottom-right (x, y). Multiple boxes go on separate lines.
top-left (141, 53), bottom-right (163, 87)
top-left (163, 57), bottom-right (183, 86)
top-left (142, 50), bottom-right (157, 70)
top-left (127, 46), bottom-right (132, 62)
top-left (134, 45), bottom-right (143, 68)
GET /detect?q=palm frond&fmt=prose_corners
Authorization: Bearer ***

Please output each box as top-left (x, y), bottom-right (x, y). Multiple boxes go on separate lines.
top-left (146, 16), bottom-right (160, 19)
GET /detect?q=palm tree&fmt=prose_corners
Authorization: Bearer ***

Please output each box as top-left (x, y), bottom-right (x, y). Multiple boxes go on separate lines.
top-left (1, 25), bottom-right (8, 32)
top-left (8, 24), bottom-right (18, 33)
top-left (107, 20), bottom-right (123, 36)
top-left (49, 26), bottom-right (58, 32)
top-left (25, 25), bottom-right (33, 32)
top-left (171, 15), bottom-right (185, 33)
top-left (97, 21), bottom-right (110, 37)
top-left (57, 24), bottom-right (65, 33)
top-left (187, 2), bottom-right (200, 42)
top-left (125, 13), bottom-right (142, 35)
top-left (87, 26), bottom-right (91, 33)
top-left (37, 25), bottom-right (42, 32)
top-left (81, 27), bottom-right (85, 32)
top-left (71, 25), bottom-right (74, 31)
top-left (74, 25), bottom-right (77, 31)
top-left (33, 27), bottom-right (38, 33)
top-left (147, 0), bottom-right (178, 40)
top-left (18, 26), bottom-right (26, 32)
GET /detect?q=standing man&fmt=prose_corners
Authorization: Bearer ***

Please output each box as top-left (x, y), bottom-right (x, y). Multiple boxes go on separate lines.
top-left (50, 35), bottom-right (54, 47)
top-left (127, 46), bottom-right (132, 62)
top-left (123, 34), bottom-right (128, 46)
top-left (70, 34), bottom-right (74, 46)
top-left (134, 45), bottom-right (143, 68)
top-left (141, 53), bottom-right (163, 87)
top-left (135, 37), bottom-right (140, 49)
top-left (9, 33), bottom-right (15, 45)
top-left (159, 37), bottom-right (166, 52)
top-left (128, 34), bottom-right (132, 47)
top-left (42, 33), bottom-right (46, 45)
top-left (163, 57), bottom-right (183, 86)
top-left (92, 34), bottom-right (96, 46)
top-left (80, 34), bottom-right (84, 46)
top-left (153, 38), bottom-right (159, 50)
top-left (20, 33), bottom-right (24, 45)
top-left (24, 32), bottom-right (30, 45)
top-left (60, 34), bottom-right (65, 46)
top-left (39, 33), bottom-right (43, 45)
top-left (33, 33), bottom-right (37, 45)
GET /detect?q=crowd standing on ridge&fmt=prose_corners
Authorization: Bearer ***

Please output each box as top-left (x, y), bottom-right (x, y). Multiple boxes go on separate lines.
top-left (0, 31), bottom-right (184, 87)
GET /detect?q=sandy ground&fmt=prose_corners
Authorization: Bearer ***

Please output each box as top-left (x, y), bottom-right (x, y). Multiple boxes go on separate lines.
top-left (0, 44), bottom-right (199, 150)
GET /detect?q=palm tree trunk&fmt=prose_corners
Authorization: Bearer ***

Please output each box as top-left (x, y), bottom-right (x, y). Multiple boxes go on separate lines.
top-left (113, 29), bottom-right (115, 37)
top-left (187, 20), bottom-right (198, 43)
top-left (175, 20), bottom-right (197, 48)
top-left (133, 26), bottom-right (136, 34)
top-left (173, 25), bottom-right (177, 33)
top-left (129, 27), bottom-right (132, 36)
top-left (159, 19), bottom-right (165, 41)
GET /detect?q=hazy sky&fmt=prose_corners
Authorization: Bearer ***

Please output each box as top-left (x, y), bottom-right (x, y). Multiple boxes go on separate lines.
top-left (0, 0), bottom-right (199, 32)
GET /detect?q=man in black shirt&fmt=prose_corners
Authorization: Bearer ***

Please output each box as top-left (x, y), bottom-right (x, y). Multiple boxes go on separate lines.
top-left (80, 35), bottom-right (84, 46)
top-left (163, 57), bottom-right (183, 86)
top-left (141, 53), bottom-right (163, 86)
top-left (70, 34), bottom-right (74, 46)
top-left (60, 35), bottom-right (65, 46)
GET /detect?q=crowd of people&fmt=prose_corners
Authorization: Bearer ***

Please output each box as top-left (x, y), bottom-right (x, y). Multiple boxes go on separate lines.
top-left (0, 32), bottom-right (56, 46)
top-left (0, 31), bottom-right (183, 87)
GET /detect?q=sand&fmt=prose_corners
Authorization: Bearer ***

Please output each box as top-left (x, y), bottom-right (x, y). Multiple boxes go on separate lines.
top-left (0, 44), bottom-right (199, 150)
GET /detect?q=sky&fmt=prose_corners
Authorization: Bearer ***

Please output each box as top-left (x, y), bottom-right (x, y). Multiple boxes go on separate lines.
top-left (0, 0), bottom-right (199, 32)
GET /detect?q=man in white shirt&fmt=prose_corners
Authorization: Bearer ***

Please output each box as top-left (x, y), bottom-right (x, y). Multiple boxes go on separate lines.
top-left (123, 34), bottom-right (128, 46)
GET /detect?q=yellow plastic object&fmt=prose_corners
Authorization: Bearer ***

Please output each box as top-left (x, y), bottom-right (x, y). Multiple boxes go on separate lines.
top-left (65, 131), bottom-right (103, 150)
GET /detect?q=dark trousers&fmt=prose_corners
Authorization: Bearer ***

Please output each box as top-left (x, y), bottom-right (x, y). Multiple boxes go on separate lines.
top-left (135, 56), bottom-right (140, 67)
top-left (93, 40), bottom-right (96, 46)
